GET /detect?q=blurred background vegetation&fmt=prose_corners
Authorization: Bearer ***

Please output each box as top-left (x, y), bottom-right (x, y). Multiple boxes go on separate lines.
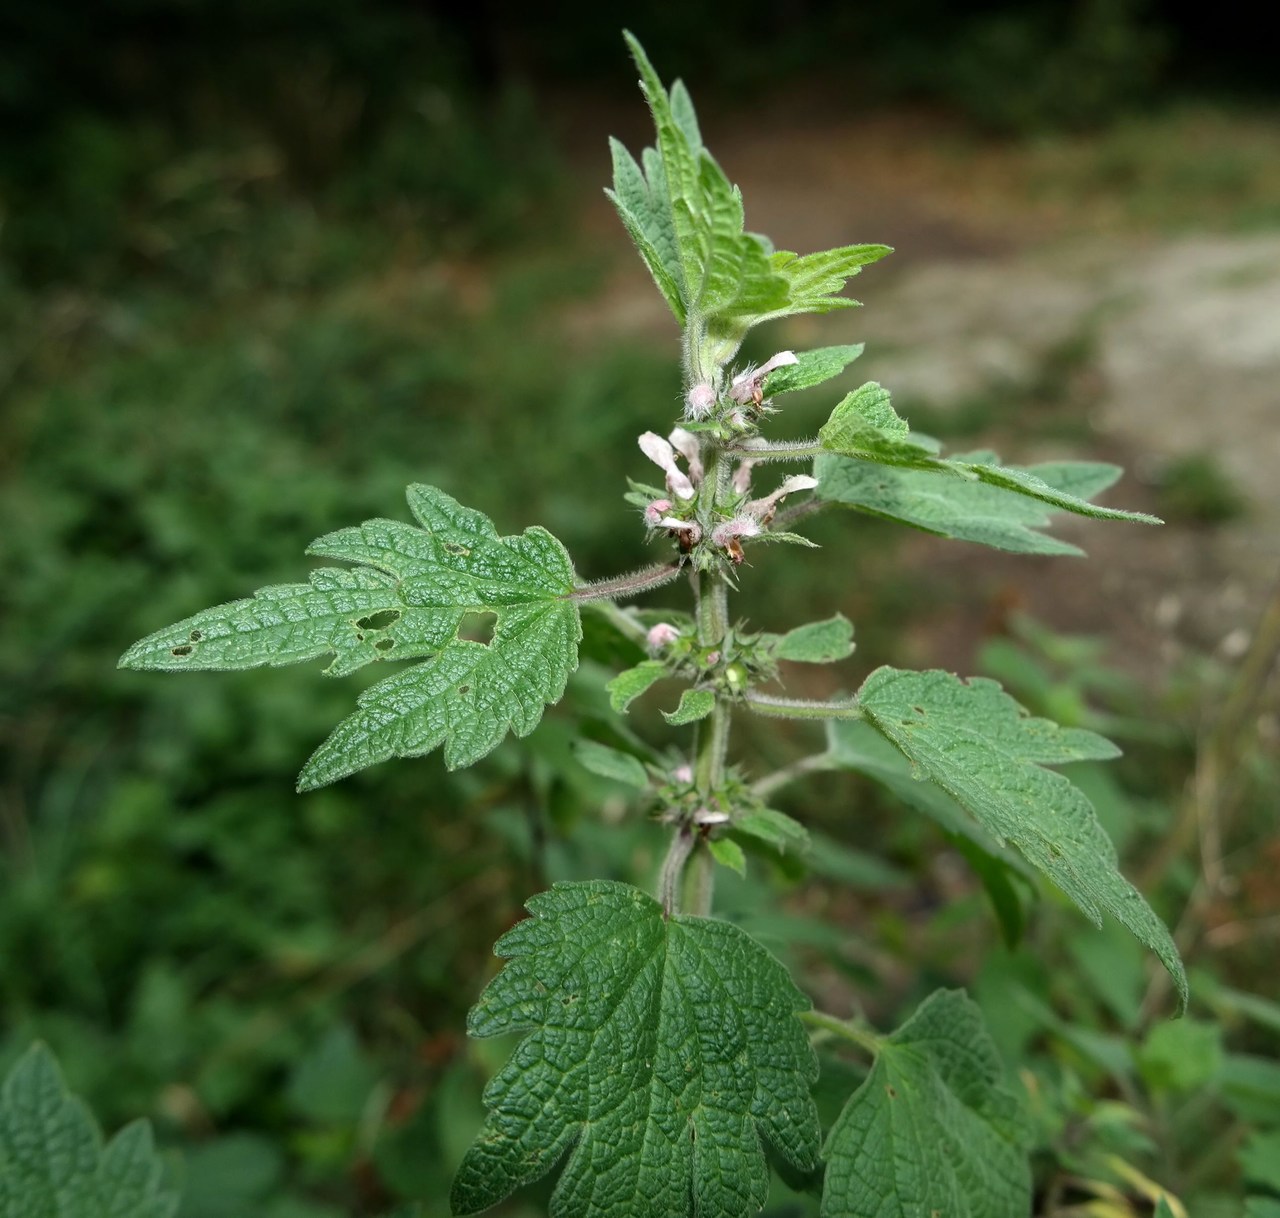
top-left (2, 2), bottom-right (1278, 1215)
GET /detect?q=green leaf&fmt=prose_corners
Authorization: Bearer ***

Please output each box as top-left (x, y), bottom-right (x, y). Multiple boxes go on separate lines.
top-left (816, 451), bottom-right (1138, 555)
top-left (826, 719), bottom-right (1027, 869)
top-left (663, 687), bottom-right (715, 725)
top-left (572, 739), bottom-right (649, 789)
top-left (619, 36), bottom-right (889, 347)
top-left (122, 485), bottom-right (581, 786)
top-left (605, 137), bottom-right (685, 324)
top-left (606, 660), bottom-right (667, 713)
top-left (815, 382), bottom-right (1159, 546)
top-left (733, 808), bottom-right (810, 856)
top-left (822, 990), bottom-right (1031, 1218)
top-left (451, 881), bottom-right (820, 1217)
top-left (759, 344), bottom-right (865, 397)
top-left (772, 615), bottom-right (854, 664)
top-left (0, 1044), bottom-right (179, 1217)
top-left (1246, 1197), bottom-right (1280, 1218)
top-left (856, 667), bottom-right (1188, 1010)
top-left (707, 837), bottom-right (747, 876)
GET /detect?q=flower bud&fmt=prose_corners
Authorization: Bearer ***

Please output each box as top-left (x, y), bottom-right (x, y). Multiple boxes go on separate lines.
top-left (644, 497), bottom-right (673, 525)
top-left (684, 382), bottom-right (716, 420)
top-left (646, 622), bottom-right (680, 650)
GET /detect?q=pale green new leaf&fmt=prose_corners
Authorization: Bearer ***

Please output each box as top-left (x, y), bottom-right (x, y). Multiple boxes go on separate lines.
top-left (815, 451), bottom-right (1131, 554)
top-left (620, 36), bottom-right (890, 344)
top-left (572, 740), bottom-right (649, 789)
top-left (663, 687), bottom-right (715, 725)
top-left (0, 1045), bottom-right (179, 1218)
top-left (606, 137), bottom-right (685, 323)
top-left (123, 485), bottom-right (581, 786)
top-left (607, 660), bottom-right (667, 713)
top-left (760, 344), bottom-right (865, 397)
top-left (816, 382), bottom-right (1160, 538)
top-left (772, 614), bottom-right (854, 663)
top-left (856, 667), bottom-right (1188, 1010)
top-left (451, 881), bottom-right (820, 1218)
top-left (821, 989), bottom-right (1031, 1218)
top-left (734, 808), bottom-right (810, 856)
top-left (763, 245), bottom-right (894, 326)
top-left (708, 837), bottom-right (747, 876)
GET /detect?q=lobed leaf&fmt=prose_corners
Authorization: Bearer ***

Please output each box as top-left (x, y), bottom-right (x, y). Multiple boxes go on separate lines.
top-left (0, 1045), bottom-right (179, 1218)
top-left (618, 36), bottom-right (890, 347)
top-left (816, 451), bottom-right (1134, 554)
top-left (760, 344), bottom-right (865, 397)
top-left (821, 989), bottom-right (1031, 1218)
top-left (122, 485), bottom-right (581, 786)
top-left (816, 382), bottom-right (1160, 547)
top-left (452, 881), bottom-right (820, 1218)
top-left (856, 667), bottom-right (1188, 1010)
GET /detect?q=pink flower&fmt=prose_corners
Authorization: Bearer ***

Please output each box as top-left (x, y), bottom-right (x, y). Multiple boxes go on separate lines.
top-left (667, 428), bottom-right (704, 485)
top-left (711, 514), bottom-right (761, 565)
top-left (646, 622), bottom-right (680, 650)
top-left (746, 474), bottom-right (818, 521)
top-left (656, 517), bottom-right (702, 544)
top-left (684, 382), bottom-right (716, 420)
top-left (710, 515), bottom-right (762, 547)
top-left (729, 350), bottom-right (798, 406)
top-left (638, 432), bottom-right (695, 500)
top-left (644, 497), bottom-right (673, 525)
top-left (673, 765), bottom-right (693, 785)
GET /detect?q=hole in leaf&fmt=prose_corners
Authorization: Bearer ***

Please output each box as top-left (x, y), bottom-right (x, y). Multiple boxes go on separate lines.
top-left (912, 706), bottom-right (925, 714)
top-left (356, 610), bottom-right (401, 631)
top-left (457, 684), bottom-right (471, 696)
top-left (458, 611), bottom-right (496, 646)
top-left (355, 632), bottom-right (365, 642)
top-left (171, 645), bottom-right (193, 657)
top-left (885, 1084), bottom-right (897, 1099)
top-left (443, 542), bottom-right (471, 557)
top-left (374, 638), bottom-right (394, 652)
top-left (189, 629), bottom-right (203, 642)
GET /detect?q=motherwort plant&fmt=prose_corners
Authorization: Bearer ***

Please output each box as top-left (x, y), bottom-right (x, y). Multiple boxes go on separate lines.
top-left (121, 35), bottom-right (1185, 1218)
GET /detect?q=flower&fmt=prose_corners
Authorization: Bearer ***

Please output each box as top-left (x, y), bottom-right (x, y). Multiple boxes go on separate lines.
top-left (710, 515), bottom-right (762, 547)
top-left (667, 427), bottom-right (704, 484)
top-left (684, 382), bottom-right (716, 420)
top-left (711, 514), bottom-right (761, 564)
top-left (728, 350), bottom-right (798, 406)
top-left (745, 474), bottom-right (818, 523)
top-left (656, 516), bottom-right (702, 544)
top-left (638, 432), bottom-right (695, 500)
top-left (731, 457), bottom-right (757, 496)
top-left (646, 622), bottom-right (680, 650)
top-left (644, 497), bottom-right (673, 525)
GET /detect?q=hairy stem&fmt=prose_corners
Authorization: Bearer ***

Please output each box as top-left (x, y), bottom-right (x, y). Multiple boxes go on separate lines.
top-left (569, 562), bottom-right (682, 602)
top-left (660, 826), bottom-right (696, 916)
top-left (752, 752), bottom-right (837, 800)
top-left (729, 437), bottom-right (825, 462)
top-left (686, 842), bottom-right (715, 918)
top-left (745, 691), bottom-right (863, 720)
